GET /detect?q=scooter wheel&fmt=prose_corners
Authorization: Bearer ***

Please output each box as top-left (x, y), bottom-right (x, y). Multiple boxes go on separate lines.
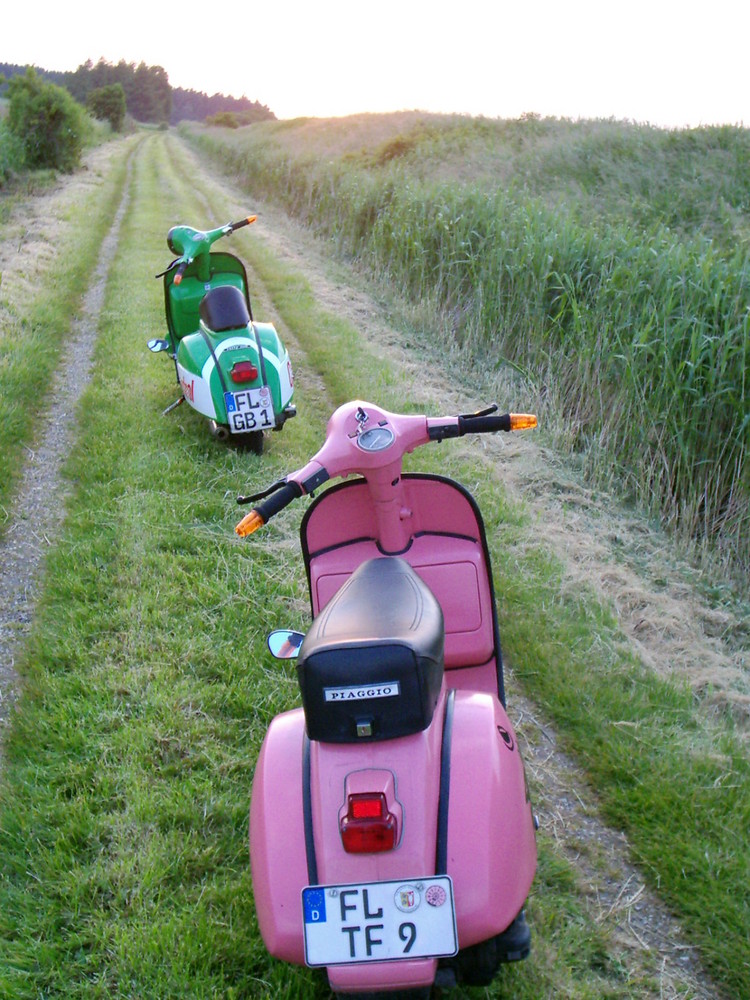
top-left (454, 910), bottom-right (531, 986)
top-left (234, 431), bottom-right (264, 455)
top-left (334, 991), bottom-right (431, 1000)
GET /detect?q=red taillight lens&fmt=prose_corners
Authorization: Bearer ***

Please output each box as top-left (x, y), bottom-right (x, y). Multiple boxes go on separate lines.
top-left (340, 793), bottom-right (397, 853)
top-left (230, 361), bottom-right (259, 384)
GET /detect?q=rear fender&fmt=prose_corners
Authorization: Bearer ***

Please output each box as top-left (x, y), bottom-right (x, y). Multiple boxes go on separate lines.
top-left (447, 691), bottom-right (537, 948)
top-left (311, 701), bottom-right (448, 994)
top-left (249, 708), bottom-right (309, 965)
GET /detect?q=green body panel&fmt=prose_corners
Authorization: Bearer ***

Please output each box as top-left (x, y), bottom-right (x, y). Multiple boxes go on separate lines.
top-left (175, 323), bottom-right (292, 425)
top-left (254, 322), bottom-right (285, 362)
top-left (164, 251), bottom-right (249, 345)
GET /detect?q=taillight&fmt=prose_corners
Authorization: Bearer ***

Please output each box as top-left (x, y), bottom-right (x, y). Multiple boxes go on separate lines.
top-left (230, 361), bottom-right (259, 384)
top-left (340, 793), bottom-right (397, 853)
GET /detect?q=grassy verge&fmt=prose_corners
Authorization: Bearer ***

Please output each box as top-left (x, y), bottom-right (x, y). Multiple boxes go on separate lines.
top-left (0, 134), bottom-right (139, 533)
top-left (0, 131), bottom-right (746, 999)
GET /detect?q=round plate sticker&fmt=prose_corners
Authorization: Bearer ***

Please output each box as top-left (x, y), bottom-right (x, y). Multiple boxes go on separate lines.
top-left (394, 885), bottom-right (421, 913)
top-left (425, 884), bottom-right (447, 907)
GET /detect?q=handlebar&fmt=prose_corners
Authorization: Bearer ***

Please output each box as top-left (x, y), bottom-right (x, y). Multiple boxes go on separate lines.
top-left (160, 216), bottom-right (258, 284)
top-left (235, 401), bottom-right (536, 537)
top-left (429, 409), bottom-right (537, 440)
top-left (227, 215), bottom-right (257, 233)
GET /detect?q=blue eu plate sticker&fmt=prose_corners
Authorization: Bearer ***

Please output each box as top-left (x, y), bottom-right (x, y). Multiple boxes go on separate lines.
top-left (303, 888), bottom-right (327, 924)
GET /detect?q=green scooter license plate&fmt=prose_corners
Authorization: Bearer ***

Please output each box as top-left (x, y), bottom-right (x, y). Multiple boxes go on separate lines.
top-left (224, 387), bottom-right (275, 433)
top-left (301, 876), bottom-right (457, 967)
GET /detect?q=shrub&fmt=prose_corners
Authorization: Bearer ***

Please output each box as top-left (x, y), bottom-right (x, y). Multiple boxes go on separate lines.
top-left (86, 83), bottom-right (126, 132)
top-left (206, 111), bottom-right (239, 129)
top-left (0, 117), bottom-right (25, 185)
top-left (7, 67), bottom-right (86, 172)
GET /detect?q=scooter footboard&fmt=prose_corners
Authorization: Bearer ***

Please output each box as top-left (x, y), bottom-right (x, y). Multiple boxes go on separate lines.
top-left (249, 708), bottom-right (309, 965)
top-left (447, 691), bottom-right (537, 948)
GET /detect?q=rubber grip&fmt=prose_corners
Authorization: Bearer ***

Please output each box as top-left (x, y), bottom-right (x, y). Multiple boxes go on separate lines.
top-left (231, 215), bottom-right (257, 231)
top-left (254, 481), bottom-right (302, 522)
top-left (458, 412), bottom-right (512, 435)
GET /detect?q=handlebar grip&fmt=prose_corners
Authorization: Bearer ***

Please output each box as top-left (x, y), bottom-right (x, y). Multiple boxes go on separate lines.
top-left (458, 412), bottom-right (512, 434)
top-left (459, 412), bottom-right (537, 435)
top-left (230, 215), bottom-right (257, 232)
top-left (173, 260), bottom-right (189, 286)
top-left (235, 481), bottom-right (302, 537)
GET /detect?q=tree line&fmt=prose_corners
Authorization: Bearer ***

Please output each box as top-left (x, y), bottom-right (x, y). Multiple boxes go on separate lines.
top-left (0, 59), bottom-right (275, 182)
top-left (0, 58), bottom-right (275, 127)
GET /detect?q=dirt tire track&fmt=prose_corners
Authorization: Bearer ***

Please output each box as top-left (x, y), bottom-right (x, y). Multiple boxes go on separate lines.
top-left (0, 147), bottom-right (133, 751)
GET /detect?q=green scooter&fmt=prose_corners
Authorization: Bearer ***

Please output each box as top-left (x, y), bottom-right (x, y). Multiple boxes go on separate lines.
top-left (147, 215), bottom-right (296, 453)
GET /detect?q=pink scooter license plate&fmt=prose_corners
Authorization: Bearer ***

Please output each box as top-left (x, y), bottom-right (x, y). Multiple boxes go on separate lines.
top-left (301, 876), bottom-right (457, 966)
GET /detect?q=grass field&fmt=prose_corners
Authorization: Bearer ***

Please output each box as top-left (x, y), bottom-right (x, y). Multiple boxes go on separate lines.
top-left (183, 114), bottom-right (750, 579)
top-left (0, 124), bottom-right (747, 998)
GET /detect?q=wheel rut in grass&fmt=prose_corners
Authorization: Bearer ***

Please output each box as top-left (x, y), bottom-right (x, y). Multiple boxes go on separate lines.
top-left (0, 150), bottom-right (133, 755)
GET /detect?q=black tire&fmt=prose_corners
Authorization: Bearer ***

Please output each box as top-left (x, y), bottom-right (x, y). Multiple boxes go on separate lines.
top-left (454, 910), bottom-right (531, 987)
top-left (455, 935), bottom-right (499, 987)
top-left (334, 989), bottom-right (431, 1000)
top-left (234, 430), bottom-right (264, 455)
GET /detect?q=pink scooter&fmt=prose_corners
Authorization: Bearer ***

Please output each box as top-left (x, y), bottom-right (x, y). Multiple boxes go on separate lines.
top-left (236, 400), bottom-right (538, 997)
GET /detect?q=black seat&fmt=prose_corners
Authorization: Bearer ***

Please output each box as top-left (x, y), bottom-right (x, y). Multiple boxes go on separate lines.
top-left (199, 284), bottom-right (250, 333)
top-left (297, 558), bottom-right (445, 743)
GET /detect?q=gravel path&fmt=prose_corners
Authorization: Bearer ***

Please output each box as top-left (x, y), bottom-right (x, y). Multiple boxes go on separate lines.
top-left (0, 155), bottom-right (132, 753)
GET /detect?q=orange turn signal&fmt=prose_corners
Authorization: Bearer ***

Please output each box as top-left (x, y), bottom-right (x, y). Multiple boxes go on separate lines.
top-left (247, 215), bottom-right (257, 225)
top-left (174, 273), bottom-right (182, 285)
top-left (509, 413), bottom-right (537, 431)
top-left (235, 510), bottom-right (265, 537)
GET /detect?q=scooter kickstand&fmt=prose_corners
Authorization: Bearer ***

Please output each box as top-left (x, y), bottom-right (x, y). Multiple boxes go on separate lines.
top-left (163, 397), bottom-right (185, 415)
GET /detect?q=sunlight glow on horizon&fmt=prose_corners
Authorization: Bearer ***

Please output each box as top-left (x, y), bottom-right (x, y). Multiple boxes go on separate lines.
top-left (4, 0), bottom-right (748, 130)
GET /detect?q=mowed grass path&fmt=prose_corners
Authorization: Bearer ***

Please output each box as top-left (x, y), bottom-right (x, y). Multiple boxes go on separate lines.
top-left (0, 131), bottom-right (746, 998)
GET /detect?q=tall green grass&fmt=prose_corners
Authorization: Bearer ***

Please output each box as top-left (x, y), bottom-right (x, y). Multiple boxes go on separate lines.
top-left (182, 117), bottom-right (750, 576)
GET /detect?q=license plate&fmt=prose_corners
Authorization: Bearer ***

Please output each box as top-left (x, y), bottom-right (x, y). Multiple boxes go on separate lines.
top-left (224, 386), bottom-right (275, 433)
top-left (302, 876), bottom-right (457, 967)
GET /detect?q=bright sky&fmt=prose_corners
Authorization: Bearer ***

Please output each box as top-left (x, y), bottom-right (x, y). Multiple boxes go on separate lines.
top-left (4, 1), bottom-right (748, 128)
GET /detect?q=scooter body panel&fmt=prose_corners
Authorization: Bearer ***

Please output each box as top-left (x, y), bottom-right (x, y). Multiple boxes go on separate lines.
top-left (175, 325), bottom-right (293, 427)
top-left (302, 475), bottom-right (502, 693)
top-left (251, 697), bottom-right (447, 991)
top-left (249, 707), bottom-right (309, 965)
top-left (447, 690), bottom-right (536, 947)
top-left (250, 688), bottom-right (535, 988)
